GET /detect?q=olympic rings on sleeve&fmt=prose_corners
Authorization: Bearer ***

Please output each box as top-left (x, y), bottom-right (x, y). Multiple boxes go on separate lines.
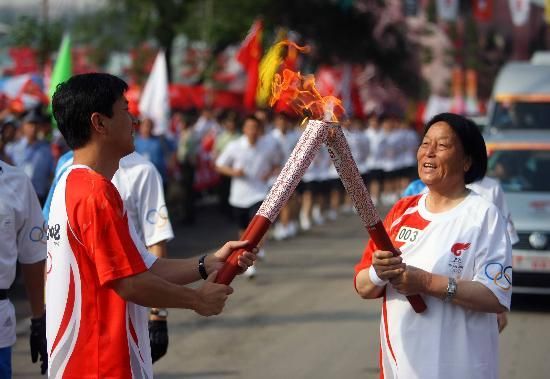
top-left (29, 222), bottom-right (47, 244)
top-left (484, 262), bottom-right (512, 291)
top-left (145, 205), bottom-right (169, 228)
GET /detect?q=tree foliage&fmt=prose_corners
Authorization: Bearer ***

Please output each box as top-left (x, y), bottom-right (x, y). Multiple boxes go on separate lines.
top-left (263, 0), bottom-right (422, 97)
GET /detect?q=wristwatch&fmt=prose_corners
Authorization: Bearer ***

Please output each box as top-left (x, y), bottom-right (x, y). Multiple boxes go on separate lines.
top-left (445, 277), bottom-right (457, 303)
top-left (198, 254), bottom-right (208, 280)
top-left (150, 308), bottom-right (168, 317)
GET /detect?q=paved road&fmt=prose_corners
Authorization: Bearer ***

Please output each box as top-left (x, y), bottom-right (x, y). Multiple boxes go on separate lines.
top-left (10, 205), bottom-right (550, 378)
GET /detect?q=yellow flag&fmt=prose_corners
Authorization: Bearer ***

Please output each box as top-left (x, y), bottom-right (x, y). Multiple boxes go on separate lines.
top-left (256, 36), bottom-right (285, 107)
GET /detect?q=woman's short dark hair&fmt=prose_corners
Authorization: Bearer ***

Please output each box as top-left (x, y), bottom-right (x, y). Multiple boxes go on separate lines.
top-left (423, 113), bottom-right (487, 184)
top-left (52, 73), bottom-right (128, 149)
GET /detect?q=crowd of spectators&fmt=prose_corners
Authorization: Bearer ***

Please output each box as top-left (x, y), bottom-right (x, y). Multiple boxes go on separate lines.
top-left (0, 104), bottom-right (421, 241)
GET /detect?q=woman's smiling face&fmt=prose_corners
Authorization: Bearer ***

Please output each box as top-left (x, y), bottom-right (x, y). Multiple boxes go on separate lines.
top-left (417, 121), bottom-right (471, 190)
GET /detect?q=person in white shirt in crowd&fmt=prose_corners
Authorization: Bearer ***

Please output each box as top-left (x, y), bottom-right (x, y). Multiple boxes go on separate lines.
top-left (254, 108), bottom-right (275, 135)
top-left (213, 114), bottom-right (241, 218)
top-left (341, 117), bottom-right (370, 214)
top-left (324, 153), bottom-right (343, 222)
top-left (397, 119), bottom-right (420, 192)
top-left (364, 112), bottom-right (385, 207)
top-left (379, 112), bottom-right (402, 206)
top-left (216, 115), bottom-right (282, 278)
top-left (176, 114), bottom-right (200, 225)
top-left (270, 113), bottom-right (300, 240)
top-left (193, 108), bottom-right (221, 141)
top-left (298, 145), bottom-right (331, 231)
top-left (0, 157), bottom-right (47, 376)
top-left (355, 113), bottom-right (512, 379)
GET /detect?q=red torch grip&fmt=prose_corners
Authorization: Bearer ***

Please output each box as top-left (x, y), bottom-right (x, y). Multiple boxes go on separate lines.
top-left (215, 215), bottom-right (272, 285)
top-left (367, 221), bottom-right (427, 313)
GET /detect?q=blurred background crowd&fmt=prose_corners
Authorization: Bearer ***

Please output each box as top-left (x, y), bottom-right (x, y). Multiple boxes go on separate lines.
top-left (1, 0), bottom-right (549, 238)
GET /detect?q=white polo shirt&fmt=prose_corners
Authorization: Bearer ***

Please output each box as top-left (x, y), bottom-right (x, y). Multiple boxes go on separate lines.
top-left (302, 145), bottom-right (330, 183)
top-left (365, 127), bottom-right (386, 171)
top-left (344, 128), bottom-right (370, 174)
top-left (270, 127), bottom-right (300, 160)
top-left (468, 176), bottom-right (519, 245)
top-left (355, 192), bottom-right (512, 379)
top-left (0, 160), bottom-right (46, 348)
top-left (216, 135), bottom-right (281, 208)
top-left (112, 152), bottom-right (174, 247)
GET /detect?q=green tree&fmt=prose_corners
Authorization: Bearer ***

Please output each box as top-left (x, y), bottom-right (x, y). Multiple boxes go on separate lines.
top-left (8, 15), bottom-right (63, 67)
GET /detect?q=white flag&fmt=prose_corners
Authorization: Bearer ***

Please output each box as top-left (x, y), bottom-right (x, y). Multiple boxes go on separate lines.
top-left (436, 0), bottom-right (459, 21)
top-left (509, 0), bottom-right (530, 26)
top-left (139, 51), bottom-right (169, 135)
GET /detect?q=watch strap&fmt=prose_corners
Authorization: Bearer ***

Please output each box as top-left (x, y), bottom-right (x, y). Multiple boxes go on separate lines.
top-left (198, 254), bottom-right (208, 280)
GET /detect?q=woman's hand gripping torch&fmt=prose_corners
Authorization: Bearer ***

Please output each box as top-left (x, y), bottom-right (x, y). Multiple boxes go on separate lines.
top-left (325, 124), bottom-right (427, 313)
top-left (215, 120), bottom-right (329, 285)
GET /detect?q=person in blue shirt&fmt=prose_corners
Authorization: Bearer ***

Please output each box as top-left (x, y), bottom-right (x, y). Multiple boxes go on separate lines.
top-left (7, 111), bottom-right (53, 205)
top-left (134, 118), bottom-right (168, 183)
top-left (42, 150), bottom-right (74, 220)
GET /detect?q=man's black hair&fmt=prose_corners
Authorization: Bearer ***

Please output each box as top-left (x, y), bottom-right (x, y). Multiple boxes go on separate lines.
top-left (52, 73), bottom-right (128, 149)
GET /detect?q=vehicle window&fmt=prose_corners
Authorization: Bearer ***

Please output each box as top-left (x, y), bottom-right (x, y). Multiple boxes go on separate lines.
top-left (488, 150), bottom-right (550, 192)
top-left (492, 102), bottom-right (550, 130)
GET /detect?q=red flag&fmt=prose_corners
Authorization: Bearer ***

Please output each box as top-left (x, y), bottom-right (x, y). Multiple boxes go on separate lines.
top-left (237, 20), bottom-right (263, 111)
top-left (472, 0), bottom-right (493, 22)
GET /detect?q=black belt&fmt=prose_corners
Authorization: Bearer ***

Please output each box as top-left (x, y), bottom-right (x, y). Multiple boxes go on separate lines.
top-left (0, 289), bottom-right (7, 300)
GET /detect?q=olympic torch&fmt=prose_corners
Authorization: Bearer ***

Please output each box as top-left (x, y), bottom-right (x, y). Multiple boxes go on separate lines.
top-left (216, 43), bottom-right (427, 312)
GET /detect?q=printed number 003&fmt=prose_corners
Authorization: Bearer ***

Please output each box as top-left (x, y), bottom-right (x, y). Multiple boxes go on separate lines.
top-left (398, 228), bottom-right (418, 242)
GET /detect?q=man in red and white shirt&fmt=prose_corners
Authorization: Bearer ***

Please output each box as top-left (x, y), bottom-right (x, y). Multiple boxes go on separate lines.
top-left (47, 73), bottom-right (256, 378)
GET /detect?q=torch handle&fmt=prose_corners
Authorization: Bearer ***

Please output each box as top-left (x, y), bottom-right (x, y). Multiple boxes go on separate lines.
top-left (215, 215), bottom-right (271, 285)
top-left (368, 221), bottom-right (427, 313)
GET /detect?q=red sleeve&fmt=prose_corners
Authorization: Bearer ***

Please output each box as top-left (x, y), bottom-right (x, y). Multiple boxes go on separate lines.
top-left (67, 170), bottom-right (147, 286)
top-left (353, 196), bottom-right (422, 282)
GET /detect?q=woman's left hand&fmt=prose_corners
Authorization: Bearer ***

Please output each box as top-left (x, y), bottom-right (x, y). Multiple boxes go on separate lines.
top-left (389, 265), bottom-right (432, 296)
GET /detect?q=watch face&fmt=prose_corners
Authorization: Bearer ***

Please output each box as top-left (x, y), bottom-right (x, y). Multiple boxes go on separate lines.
top-left (157, 310), bottom-right (168, 317)
top-left (151, 308), bottom-right (168, 317)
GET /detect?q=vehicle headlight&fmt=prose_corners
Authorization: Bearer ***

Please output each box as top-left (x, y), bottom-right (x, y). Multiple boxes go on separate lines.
top-left (529, 232), bottom-right (548, 250)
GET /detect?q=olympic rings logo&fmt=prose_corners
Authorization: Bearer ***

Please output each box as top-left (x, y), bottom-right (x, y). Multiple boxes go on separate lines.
top-left (29, 222), bottom-right (47, 244)
top-left (485, 262), bottom-right (512, 291)
top-left (146, 205), bottom-right (169, 228)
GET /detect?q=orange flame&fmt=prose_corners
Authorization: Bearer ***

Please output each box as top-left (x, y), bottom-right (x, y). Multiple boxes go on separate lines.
top-left (267, 41), bottom-right (345, 123)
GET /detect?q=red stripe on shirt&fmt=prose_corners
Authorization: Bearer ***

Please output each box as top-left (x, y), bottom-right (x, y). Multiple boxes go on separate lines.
top-left (51, 265), bottom-right (75, 355)
top-left (382, 292), bottom-right (397, 366)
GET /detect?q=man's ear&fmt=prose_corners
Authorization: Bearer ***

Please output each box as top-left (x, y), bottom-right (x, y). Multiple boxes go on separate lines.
top-left (90, 112), bottom-right (106, 135)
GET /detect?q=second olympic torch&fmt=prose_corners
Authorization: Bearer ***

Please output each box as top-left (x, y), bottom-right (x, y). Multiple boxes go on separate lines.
top-left (216, 120), bottom-right (427, 313)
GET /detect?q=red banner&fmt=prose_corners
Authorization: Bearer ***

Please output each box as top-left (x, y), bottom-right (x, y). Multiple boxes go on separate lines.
top-left (472, 0), bottom-right (493, 22)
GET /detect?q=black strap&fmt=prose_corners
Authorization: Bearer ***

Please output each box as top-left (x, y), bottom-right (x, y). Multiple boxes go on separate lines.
top-left (0, 289), bottom-right (8, 300)
top-left (198, 254), bottom-right (208, 280)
